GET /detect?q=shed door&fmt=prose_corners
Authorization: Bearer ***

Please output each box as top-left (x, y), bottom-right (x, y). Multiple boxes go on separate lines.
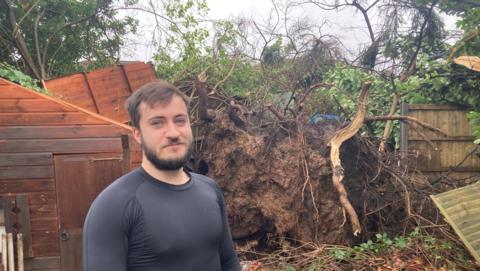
top-left (54, 153), bottom-right (125, 271)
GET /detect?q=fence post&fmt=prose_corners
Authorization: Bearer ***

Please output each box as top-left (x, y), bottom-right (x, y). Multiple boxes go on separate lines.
top-left (17, 234), bottom-right (23, 271)
top-left (7, 233), bottom-right (13, 271)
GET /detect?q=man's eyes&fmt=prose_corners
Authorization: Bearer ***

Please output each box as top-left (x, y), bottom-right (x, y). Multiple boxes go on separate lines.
top-left (175, 118), bottom-right (187, 124)
top-left (150, 120), bottom-right (164, 126)
top-left (149, 118), bottom-right (187, 127)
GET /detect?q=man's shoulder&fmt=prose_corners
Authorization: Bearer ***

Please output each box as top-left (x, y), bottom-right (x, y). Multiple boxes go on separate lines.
top-left (93, 167), bottom-right (146, 205)
top-left (84, 168), bottom-right (147, 230)
top-left (191, 173), bottom-right (222, 192)
top-left (191, 172), bottom-right (216, 185)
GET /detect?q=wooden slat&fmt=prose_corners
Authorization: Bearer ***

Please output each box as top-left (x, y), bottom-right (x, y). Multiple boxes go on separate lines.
top-left (28, 192), bottom-right (56, 205)
top-left (421, 167), bottom-right (480, 172)
top-left (87, 70), bottom-right (130, 122)
top-left (30, 218), bottom-right (58, 231)
top-left (31, 231), bottom-right (60, 257)
top-left (85, 66), bottom-right (119, 80)
top-left (122, 62), bottom-right (155, 73)
top-left (0, 153), bottom-right (52, 166)
top-left (0, 125), bottom-right (130, 139)
top-left (408, 104), bottom-right (469, 110)
top-left (60, 233), bottom-right (82, 271)
top-left (436, 184), bottom-right (480, 202)
top-left (407, 108), bottom-right (472, 137)
top-left (0, 165), bottom-right (54, 179)
top-left (29, 204), bottom-right (57, 218)
top-left (131, 150), bottom-right (143, 163)
top-left (0, 112), bottom-right (106, 126)
top-left (409, 136), bottom-right (475, 141)
top-left (0, 83), bottom-right (39, 99)
top-left (31, 243), bottom-right (60, 257)
top-left (43, 63), bottom-right (156, 123)
top-left (24, 256), bottom-right (60, 271)
top-left (129, 136), bottom-right (141, 151)
top-left (1, 78), bottom-right (132, 130)
top-left (120, 64), bottom-right (134, 94)
top-left (31, 231), bottom-right (58, 244)
top-left (409, 141), bottom-right (480, 170)
top-left (431, 181), bottom-right (480, 263)
top-left (459, 220), bottom-right (480, 236)
top-left (463, 223), bottom-right (480, 237)
top-left (44, 74), bottom-right (98, 112)
top-left (0, 179), bottom-right (54, 193)
top-left (0, 138), bottom-right (122, 153)
top-left (449, 206), bottom-right (480, 221)
top-left (0, 100), bottom-right (75, 113)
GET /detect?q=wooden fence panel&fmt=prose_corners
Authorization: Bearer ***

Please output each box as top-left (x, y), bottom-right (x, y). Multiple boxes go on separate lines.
top-left (401, 103), bottom-right (480, 176)
top-left (44, 62), bottom-right (157, 123)
top-left (431, 181), bottom-right (480, 263)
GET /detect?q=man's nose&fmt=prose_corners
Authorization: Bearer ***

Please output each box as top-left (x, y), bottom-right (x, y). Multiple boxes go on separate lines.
top-left (165, 121), bottom-right (181, 138)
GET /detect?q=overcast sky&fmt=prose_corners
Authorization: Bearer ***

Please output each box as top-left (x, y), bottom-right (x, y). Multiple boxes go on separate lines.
top-left (120, 0), bottom-right (459, 62)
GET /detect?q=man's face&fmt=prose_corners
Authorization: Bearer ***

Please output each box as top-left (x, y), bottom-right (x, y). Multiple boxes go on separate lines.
top-left (133, 95), bottom-right (193, 171)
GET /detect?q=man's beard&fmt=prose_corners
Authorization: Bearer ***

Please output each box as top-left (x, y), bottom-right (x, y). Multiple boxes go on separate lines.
top-left (142, 140), bottom-right (193, 171)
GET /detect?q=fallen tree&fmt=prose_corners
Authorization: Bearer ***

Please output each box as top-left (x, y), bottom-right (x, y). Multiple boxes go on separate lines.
top-left (183, 76), bottom-right (450, 246)
top-left (176, 75), bottom-right (480, 270)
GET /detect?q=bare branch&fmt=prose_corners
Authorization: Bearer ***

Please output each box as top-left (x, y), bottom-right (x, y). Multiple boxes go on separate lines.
top-left (1, 0), bottom-right (41, 79)
top-left (365, 115), bottom-right (448, 137)
top-left (17, 0), bottom-right (41, 27)
top-left (329, 81), bottom-right (372, 236)
top-left (34, 9), bottom-right (46, 79)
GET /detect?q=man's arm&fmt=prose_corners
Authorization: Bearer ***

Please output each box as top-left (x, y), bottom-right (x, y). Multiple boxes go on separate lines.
top-left (218, 191), bottom-right (242, 271)
top-left (83, 191), bottom-right (130, 271)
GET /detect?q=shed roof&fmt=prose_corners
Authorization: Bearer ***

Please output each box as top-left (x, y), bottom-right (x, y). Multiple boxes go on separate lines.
top-left (0, 77), bottom-right (133, 132)
top-left (44, 62), bottom-right (157, 123)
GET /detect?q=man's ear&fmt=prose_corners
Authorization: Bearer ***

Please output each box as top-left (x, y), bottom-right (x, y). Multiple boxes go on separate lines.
top-left (132, 128), bottom-right (142, 145)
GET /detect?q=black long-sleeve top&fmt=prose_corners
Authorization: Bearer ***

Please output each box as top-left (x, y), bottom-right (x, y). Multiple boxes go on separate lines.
top-left (83, 167), bottom-right (241, 271)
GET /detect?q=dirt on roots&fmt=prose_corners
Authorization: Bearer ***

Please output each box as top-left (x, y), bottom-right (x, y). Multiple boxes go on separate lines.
top-left (192, 112), bottom-right (378, 249)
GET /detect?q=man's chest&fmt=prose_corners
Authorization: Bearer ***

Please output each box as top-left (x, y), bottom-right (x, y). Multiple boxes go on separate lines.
top-left (134, 187), bottom-right (224, 257)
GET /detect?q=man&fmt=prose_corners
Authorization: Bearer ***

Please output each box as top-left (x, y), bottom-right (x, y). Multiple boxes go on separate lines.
top-left (83, 80), bottom-right (241, 271)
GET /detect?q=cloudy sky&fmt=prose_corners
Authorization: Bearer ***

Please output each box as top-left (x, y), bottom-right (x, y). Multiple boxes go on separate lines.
top-left (120, 0), bottom-right (459, 62)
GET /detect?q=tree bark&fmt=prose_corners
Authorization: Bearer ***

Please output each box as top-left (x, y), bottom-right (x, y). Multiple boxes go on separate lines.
top-left (2, 0), bottom-right (41, 79)
top-left (329, 81), bottom-right (371, 236)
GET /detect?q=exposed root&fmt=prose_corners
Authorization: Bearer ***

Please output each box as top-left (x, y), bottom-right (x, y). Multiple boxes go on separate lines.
top-left (329, 81), bottom-right (372, 236)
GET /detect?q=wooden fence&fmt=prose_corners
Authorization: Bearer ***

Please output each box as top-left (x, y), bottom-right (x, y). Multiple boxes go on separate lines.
top-left (45, 62), bottom-right (157, 123)
top-left (400, 104), bottom-right (480, 181)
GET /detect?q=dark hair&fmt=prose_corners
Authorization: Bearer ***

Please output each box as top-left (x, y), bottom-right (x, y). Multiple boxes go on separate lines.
top-left (125, 80), bottom-right (190, 128)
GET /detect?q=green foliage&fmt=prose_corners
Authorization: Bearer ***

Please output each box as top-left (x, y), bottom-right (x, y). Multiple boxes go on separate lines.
top-left (433, 0), bottom-right (480, 59)
top-left (329, 229), bottom-right (420, 260)
top-left (313, 65), bottom-right (401, 142)
top-left (430, 0), bottom-right (480, 31)
top-left (328, 227), bottom-right (467, 265)
top-left (0, 62), bottom-right (48, 94)
top-left (382, 1), bottom-right (449, 69)
top-left (0, 0), bottom-right (138, 78)
top-left (468, 112), bottom-right (480, 144)
top-left (154, 1), bottom-right (260, 97)
top-left (262, 39), bottom-right (284, 66)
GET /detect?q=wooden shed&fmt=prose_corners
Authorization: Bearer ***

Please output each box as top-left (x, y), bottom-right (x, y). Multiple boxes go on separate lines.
top-left (44, 62), bottom-right (157, 123)
top-left (0, 78), bottom-right (141, 271)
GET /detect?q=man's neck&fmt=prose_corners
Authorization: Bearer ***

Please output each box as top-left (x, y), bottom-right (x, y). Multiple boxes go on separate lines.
top-left (141, 160), bottom-right (190, 185)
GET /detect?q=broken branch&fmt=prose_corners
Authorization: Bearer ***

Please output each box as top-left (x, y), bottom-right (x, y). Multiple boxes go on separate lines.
top-left (195, 72), bottom-right (215, 122)
top-left (329, 81), bottom-right (372, 236)
top-left (364, 115), bottom-right (448, 137)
